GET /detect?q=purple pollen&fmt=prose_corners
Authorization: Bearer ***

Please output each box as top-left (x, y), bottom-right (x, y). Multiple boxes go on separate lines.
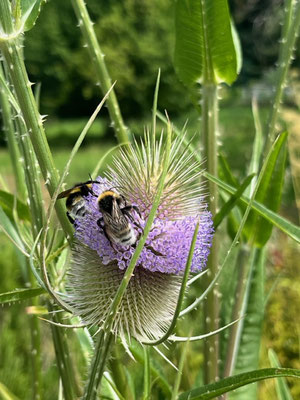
top-left (73, 176), bottom-right (214, 274)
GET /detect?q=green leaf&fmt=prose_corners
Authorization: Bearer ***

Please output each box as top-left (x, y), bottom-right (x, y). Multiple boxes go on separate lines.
top-left (214, 174), bottom-right (255, 229)
top-left (203, 171), bottom-right (300, 244)
top-left (268, 349), bottom-right (293, 400)
top-left (0, 287), bottom-right (45, 304)
top-left (246, 97), bottom-right (264, 196)
top-left (0, 190), bottom-right (31, 221)
top-left (129, 342), bottom-right (172, 398)
top-left (174, 0), bottom-right (238, 85)
top-left (0, 206), bottom-right (27, 255)
top-left (19, 0), bottom-right (45, 31)
top-left (230, 248), bottom-right (265, 399)
top-left (218, 153), bottom-right (239, 187)
top-left (243, 131), bottom-right (288, 247)
top-left (158, 112), bottom-right (300, 243)
top-left (178, 368), bottom-right (300, 400)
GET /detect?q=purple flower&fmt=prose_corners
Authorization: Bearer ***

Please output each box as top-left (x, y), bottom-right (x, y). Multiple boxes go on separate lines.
top-left (73, 176), bottom-right (213, 274)
top-left (66, 133), bottom-right (214, 341)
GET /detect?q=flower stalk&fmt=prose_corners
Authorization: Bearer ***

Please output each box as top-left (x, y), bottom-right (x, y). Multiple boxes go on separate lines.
top-left (71, 0), bottom-right (130, 145)
top-left (0, 63), bottom-right (27, 199)
top-left (201, 82), bottom-right (220, 383)
top-left (265, 0), bottom-right (300, 152)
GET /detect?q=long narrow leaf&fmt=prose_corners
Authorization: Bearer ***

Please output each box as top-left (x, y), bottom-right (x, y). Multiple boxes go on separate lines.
top-left (178, 368), bottom-right (300, 400)
top-left (0, 190), bottom-right (31, 221)
top-left (214, 174), bottom-right (255, 229)
top-left (243, 132), bottom-right (288, 246)
top-left (157, 112), bottom-right (300, 243)
top-left (269, 349), bottom-right (293, 400)
top-left (0, 287), bottom-right (45, 304)
top-left (229, 248), bottom-right (265, 399)
top-left (204, 172), bottom-right (300, 243)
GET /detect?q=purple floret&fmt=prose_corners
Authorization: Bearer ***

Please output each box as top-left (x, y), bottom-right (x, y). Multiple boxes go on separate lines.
top-left (74, 177), bottom-right (214, 274)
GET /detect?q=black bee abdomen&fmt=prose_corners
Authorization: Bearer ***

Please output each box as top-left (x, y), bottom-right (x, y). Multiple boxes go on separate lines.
top-left (80, 184), bottom-right (92, 196)
top-left (66, 192), bottom-right (81, 209)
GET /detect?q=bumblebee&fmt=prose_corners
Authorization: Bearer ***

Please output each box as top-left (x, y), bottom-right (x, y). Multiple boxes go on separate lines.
top-left (57, 179), bottom-right (99, 224)
top-left (97, 190), bottom-right (140, 247)
top-left (97, 190), bottom-right (165, 256)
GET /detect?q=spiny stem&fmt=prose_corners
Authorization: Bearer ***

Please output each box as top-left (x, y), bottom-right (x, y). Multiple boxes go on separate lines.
top-left (0, 60), bottom-right (44, 400)
top-left (201, 83), bottom-right (220, 383)
top-left (71, 0), bottom-right (130, 145)
top-left (27, 261), bottom-right (43, 400)
top-left (265, 0), bottom-right (300, 152)
top-left (0, 0), bottom-right (72, 239)
top-left (0, 62), bottom-right (27, 199)
top-left (49, 303), bottom-right (82, 400)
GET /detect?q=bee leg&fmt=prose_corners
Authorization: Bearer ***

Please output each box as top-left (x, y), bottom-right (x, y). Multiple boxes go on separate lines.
top-left (122, 210), bottom-right (144, 234)
top-left (145, 245), bottom-right (166, 257)
top-left (97, 219), bottom-right (118, 251)
top-left (132, 205), bottom-right (142, 218)
top-left (122, 204), bottom-right (142, 219)
top-left (67, 212), bottom-right (74, 224)
top-left (97, 217), bottom-right (104, 227)
top-left (133, 231), bottom-right (165, 257)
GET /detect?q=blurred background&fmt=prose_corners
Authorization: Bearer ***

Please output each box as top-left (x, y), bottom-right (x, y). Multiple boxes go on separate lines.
top-left (0, 0), bottom-right (299, 398)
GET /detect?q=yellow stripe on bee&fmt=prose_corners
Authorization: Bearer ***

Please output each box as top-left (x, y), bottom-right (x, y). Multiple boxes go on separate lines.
top-left (97, 190), bottom-right (119, 201)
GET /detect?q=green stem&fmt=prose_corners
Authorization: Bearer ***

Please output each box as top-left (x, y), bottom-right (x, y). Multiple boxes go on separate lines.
top-left (143, 346), bottom-right (151, 400)
top-left (0, 63), bottom-right (27, 199)
top-left (71, 0), bottom-right (130, 145)
top-left (15, 116), bottom-right (45, 237)
top-left (109, 346), bottom-right (133, 400)
top-left (171, 341), bottom-right (189, 400)
top-left (27, 261), bottom-right (43, 400)
top-left (202, 83), bottom-right (219, 383)
top-left (49, 303), bottom-right (81, 400)
top-left (0, 0), bottom-right (72, 239)
top-left (223, 246), bottom-right (253, 378)
top-left (0, 60), bottom-right (44, 399)
top-left (92, 332), bottom-right (114, 399)
top-left (129, 344), bottom-right (172, 398)
top-left (265, 0), bottom-right (300, 151)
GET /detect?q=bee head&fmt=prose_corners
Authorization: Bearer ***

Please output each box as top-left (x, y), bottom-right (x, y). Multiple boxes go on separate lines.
top-left (97, 191), bottom-right (122, 214)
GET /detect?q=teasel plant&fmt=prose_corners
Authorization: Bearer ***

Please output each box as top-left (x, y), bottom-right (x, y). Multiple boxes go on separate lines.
top-left (0, 1), bottom-right (300, 400)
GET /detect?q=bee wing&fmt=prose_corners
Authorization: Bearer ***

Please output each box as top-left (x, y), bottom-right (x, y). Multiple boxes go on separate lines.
top-left (57, 188), bottom-right (74, 199)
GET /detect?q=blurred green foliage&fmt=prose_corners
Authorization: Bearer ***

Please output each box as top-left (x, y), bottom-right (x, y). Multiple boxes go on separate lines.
top-left (21, 0), bottom-right (300, 123)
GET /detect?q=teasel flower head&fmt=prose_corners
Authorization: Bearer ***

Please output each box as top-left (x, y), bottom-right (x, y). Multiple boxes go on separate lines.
top-left (66, 133), bottom-right (214, 342)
